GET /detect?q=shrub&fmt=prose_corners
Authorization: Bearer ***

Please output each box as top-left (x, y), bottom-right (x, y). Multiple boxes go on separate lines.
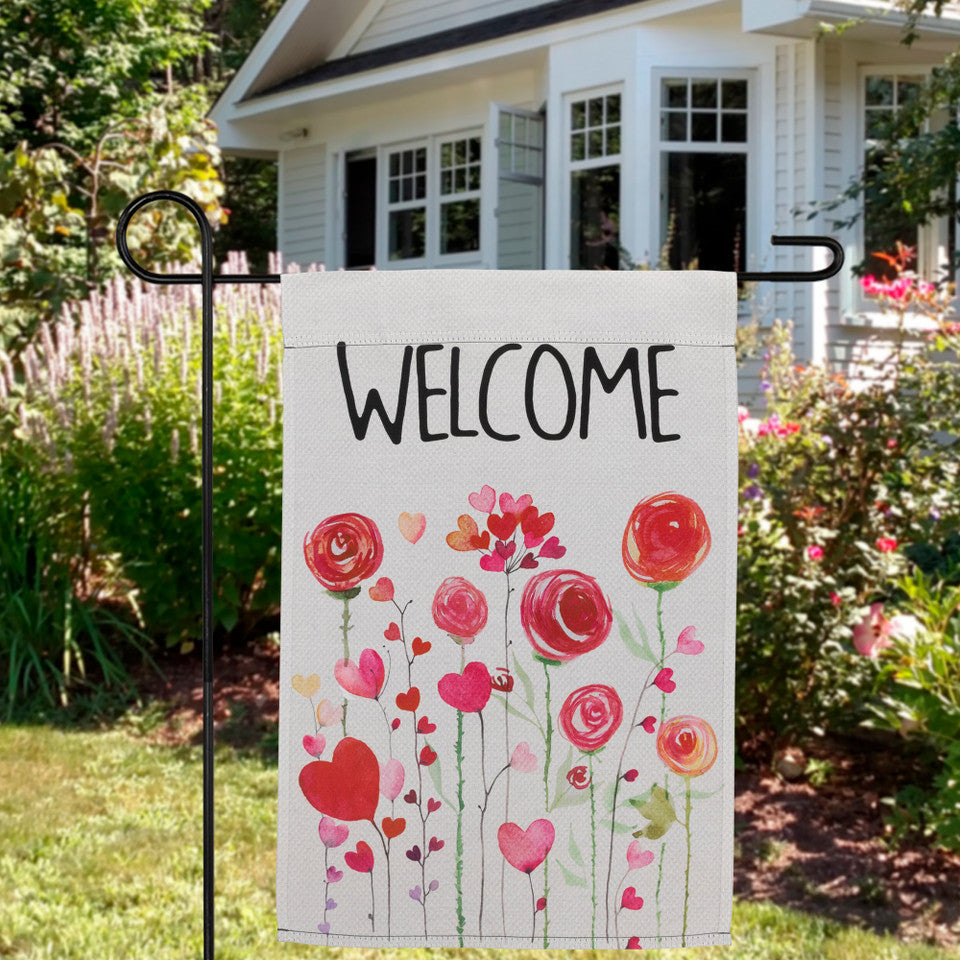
top-left (3, 253), bottom-right (286, 649)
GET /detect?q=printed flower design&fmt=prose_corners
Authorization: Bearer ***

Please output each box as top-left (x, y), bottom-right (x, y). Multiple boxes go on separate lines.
top-left (520, 569), bottom-right (613, 664)
top-left (334, 648), bottom-right (387, 700)
top-left (432, 577), bottom-right (488, 643)
top-left (304, 513), bottom-right (383, 593)
top-left (622, 493), bottom-right (711, 586)
top-left (656, 715), bottom-right (718, 778)
top-left (566, 765), bottom-right (591, 790)
top-left (558, 684), bottom-right (624, 753)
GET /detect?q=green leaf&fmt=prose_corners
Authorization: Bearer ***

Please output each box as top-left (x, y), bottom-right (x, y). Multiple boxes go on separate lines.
top-left (552, 788), bottom-right (590, 809)
top-left (554, 858), bottom-right (588, 888)
top-left (615, 609), bottom-right (656, 662)
top-left (599, 819), bottom-right (636, 834)
top-left (631, 784), bottom-right (677, 840)
top-left (568, 823), bottom-right (584, 868)
top-left (491, 694), bottom-right (541, 731)
top-left (512, 652), bottom-right (536, 709)
top-left (554, 745), bottom-right (574, 802)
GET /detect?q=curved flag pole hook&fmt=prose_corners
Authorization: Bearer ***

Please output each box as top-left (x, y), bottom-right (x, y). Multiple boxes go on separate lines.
top-left (115, 189), bottom-right (844, 959)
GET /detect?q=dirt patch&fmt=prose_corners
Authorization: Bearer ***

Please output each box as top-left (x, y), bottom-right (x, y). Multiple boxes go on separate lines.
top-left (135, 645), bottom-right (960, 949)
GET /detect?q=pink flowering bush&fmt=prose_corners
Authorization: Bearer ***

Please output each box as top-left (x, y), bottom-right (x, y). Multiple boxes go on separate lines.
top-left (736, 270), bottom-right (960, 750)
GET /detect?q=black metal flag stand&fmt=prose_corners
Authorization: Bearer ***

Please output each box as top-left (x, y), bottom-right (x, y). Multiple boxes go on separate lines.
top-left (115, 188), bottom-right (844, 960)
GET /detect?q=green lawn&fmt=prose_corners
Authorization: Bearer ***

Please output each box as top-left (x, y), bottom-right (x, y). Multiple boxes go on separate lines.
top-left (0, 724), bottom-right (953, 960)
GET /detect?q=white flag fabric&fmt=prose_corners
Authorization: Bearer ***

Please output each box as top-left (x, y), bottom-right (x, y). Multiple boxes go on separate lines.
top-left (277, 270), bottom-right (737, 949)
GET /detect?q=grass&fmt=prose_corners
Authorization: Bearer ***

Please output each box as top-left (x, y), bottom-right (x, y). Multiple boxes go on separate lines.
top-left (0, 724), bottom-right (955, 960)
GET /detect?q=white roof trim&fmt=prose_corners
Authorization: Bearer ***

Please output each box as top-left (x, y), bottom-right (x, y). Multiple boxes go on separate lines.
top-left (328, 0), bottom-right (389, 59)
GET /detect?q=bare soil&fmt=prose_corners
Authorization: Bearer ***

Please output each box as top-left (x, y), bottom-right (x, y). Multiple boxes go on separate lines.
top-left (136, 643), bottom-right (960, 950)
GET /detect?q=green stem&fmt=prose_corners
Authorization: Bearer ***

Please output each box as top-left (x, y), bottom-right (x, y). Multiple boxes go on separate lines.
top-left (656, 840), bottom-right (666, 946)
top-left (341, 596), bottom-right (351, 737)
top-left (542, 660), bottom-right (552, 947)
top-left (589, 753), bottom-right (597, 948)
top-left (682, 777), bottom-right (692, 947)
top-left (456, 708), bottom-right (465, 945)
top-left (655, 585), bottom-right (667, 943)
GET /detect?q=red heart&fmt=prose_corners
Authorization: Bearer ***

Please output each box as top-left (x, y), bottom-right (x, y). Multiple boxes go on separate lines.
top-left (403, 789), bottom-right (417, 804)
top-left (299, 737), bottom-right (379, 822)
top-left (419, 745), bottom-right (437, 766)
top-left (627, 936), bottom-right (642, 949)
top-left (368, 577), bottom-right (394, 602)
top-left (621, 886), bottom-right (644, 911)
top-left (344, 840), bottom-right (374, 873)
top-left (470, 530), bottom-right (491, 551)
top-left (641, 716), bottom-right (656, 734)
top-left (519, 552), bottom-right (538, 569)
top-left (520, 506), bottom-right (555, 539)
top-left (411, 636), bottom-right (431, 657)
top-left (654, 668), bottom-right (676, 693)
top-left (427, 798), bottom-right (441, 813)
top-left (487, 512), bottom-right (518, 540)
top-left (495, 539), bottom-right (517, 560)
top-left (396, 686), bottom-right (421, 712)
top-left (497, 819), bottom-right (555, 874)
top-left (538, 536), bottom-right (566, 560)
top-left (382, 816), bottom-right (406, 840)
top-left (391, 717), bottom-right (401, 731)
top-left (428, 836), bottom-right (444, 852)
top-left (417, 715), bottom-right (437, 734)
top-left (384, 622), bottom-right (401, 641)
top-left (438, 661), bottom-right (492, 713)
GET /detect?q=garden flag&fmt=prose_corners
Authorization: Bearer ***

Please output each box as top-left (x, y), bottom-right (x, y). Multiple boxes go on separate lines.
top-left (276, 270), bottom-right (737, 949)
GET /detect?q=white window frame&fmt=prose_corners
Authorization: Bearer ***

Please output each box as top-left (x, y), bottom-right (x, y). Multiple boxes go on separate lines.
top-left (857, 65), bottom-right (953, 303)
top-left (652, 68), bottom-right (756, 274)
top-left (563, 84), bottom-right (624, 269)
top-left (376, 129), bottom-right (484, 268)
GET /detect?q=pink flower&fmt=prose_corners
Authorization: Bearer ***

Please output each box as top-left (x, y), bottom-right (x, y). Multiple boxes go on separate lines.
top-left (737, 405), bottom-right (750, 424)
top-left (432, 576), bottom-right (488, 642)
top-left (829, 591), bottom-right (842, 607)
top-left (510, 742), bottom-right (537, 773)
top-left (566, 765), bottom-right (591, 790)
top-left (318, 817), bottom-right (349, 849)
top-left (536, 896), bottom-right (547, 912)
top-left (626, 840), bottom-right (655, 870)
top-left (437, 661), bottom-right (492, 713)
top-left (334, 648), bottom-right (386, 699)
top-left (876, 537), bottom-right (898, 553)
top-left (807, 545), bottom-right (824, 561)
top-left (498, 819), bottom-right (555, 874)
top-left (315, 699), bottom-right (344, 728)
top-left (853, 603), bottom-right (919, 657)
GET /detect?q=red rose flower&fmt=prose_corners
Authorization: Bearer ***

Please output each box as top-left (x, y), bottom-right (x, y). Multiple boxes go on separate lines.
top-left (432, 576), bottom-right (488, 642)
top-left (566, 765), bottom-right (591, 790)
top-left (622, 493), bottom-right (711, 586)
top-left (656, 715), bottom-right (718, 778)
top-left (558, 684), bottom-right (623, 753)
top-left (304, 513), bottom-right (384, 592)
top-left (520, 569), bottom-right (612, 665)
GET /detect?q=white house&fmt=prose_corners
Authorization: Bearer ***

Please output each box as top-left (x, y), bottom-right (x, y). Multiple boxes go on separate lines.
top-left (211, 0), bottom-right (960, 376)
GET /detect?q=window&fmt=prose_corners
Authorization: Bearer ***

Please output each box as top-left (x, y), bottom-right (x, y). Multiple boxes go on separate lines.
top-left (568, 90), bottom-right (621, 270)
top-left (658, 76), bottom-right (749, 273)
top-left (379, 133), bottom-right (482, 266)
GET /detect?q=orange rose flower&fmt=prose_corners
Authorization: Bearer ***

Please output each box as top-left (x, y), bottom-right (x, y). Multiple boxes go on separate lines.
top-left (622, 492), bottom-right (711, 586)
top-left (304, 513), bottom-right (383, 593)
top-left (656, 715), bottom-right (718, 778)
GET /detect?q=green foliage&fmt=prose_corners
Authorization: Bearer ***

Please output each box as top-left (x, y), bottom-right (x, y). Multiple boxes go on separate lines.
top-left (4, 258), bottom-right (283, 652)
top-left (0, 450), bottom-right (147, 718)
top-left (736, 293), bottom-right (960, 746)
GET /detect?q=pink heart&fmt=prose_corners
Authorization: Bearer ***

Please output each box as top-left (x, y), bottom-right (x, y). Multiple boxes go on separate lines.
top-left (326, 865), bottom-right (343, 882)
top-left (438, 661), bottom-right (492, 713)
top-left (519, 552), bottom-right (538, 569)
top-left (640, 716), bottom-right (656, 734)
top-left (510, 741), bottom-right (537, 773)
top-left (468, 485), bottom-right (496, 513)
top-left (380, 757), bottom-right (405, 801)
top-left (524, 532), bottom-right (545, 549)
top-left (495, 540), bottom-right (517, 560)
top-left (654, 668), bottom-right (676, 693)
top-left (676, 625), bottom-right (704, 656)
top-left (621, 886), bottom-right (644, 910)
top-left (316, 699), bottom-right (343, 727)
top-left (398, 512), bottom-right (426, 544)
top-left (302, 734), bottom-right (326, 757)
top-left (497, 819), bottom-right (555, 874)
top-left (626, 840), bottom-right (655, 870)
top-left (427, 798), bottom-right (442, 814)
top-left (500, 493), bottom-right (533, 515)
top-left (334, 648), bottom-right (385, 699)
top-left (627, 936), bottom-right (642, 949)
top-left (428, 836), bottom-right (444, 852)
top-left (368, 577), bottom-right (395, 602)
top-left (480, 553), bottom-right (505, 572)
top-left (538, 536), bottom-right (566, 559)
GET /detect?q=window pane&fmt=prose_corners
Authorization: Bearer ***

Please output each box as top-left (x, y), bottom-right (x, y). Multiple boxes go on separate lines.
top-left (898, 77), bottom-right (923, 105)
top-left (389, 180), bottom-right (399, 203)
top-left (721, 113), bottom-right (747, 142)
top-left (722, 79), bottom-right (747, 109)
top-left (692, 80), bottom-right (717, 108)
top-left (389, 208), bottom-right (425, 260)
top-left (662, 111), bottom-right (687, 141)
top-left (441, 170), bottom-right (452, 194)
top-left (402, 178), bottom-right (412, 202)
top-left (662, 151), bottom-right (746, 272)
top-left (606, 124), bottom-right (621, 155)
top-left (500, 113), bottom-right (512, 139)
top-left (571, 101), bottom-right (586, 130)
top-left (455, 168), bottom-right (466, 192)
top-left (588, 97), bottom-right (604, 127)
top-left (570, 164), bottom-right (620, 270)
top-left (588, 128), bottom-right (604, 158)
top-left (663, 79), bottom-right (687, 108)
top-left (606, 94), bottom-right (621, 123)
top-left (865, 76), bottom-right (894, 106)
top-left (441, 199), bottom-right (480, 254)
top-left (691, 111), bottom-right (717, 142)
top-left (865, 108), bottom-right (893, 139)
top-left (415, 148), bottom-right (426, 172)
top-left (455, 140), bottom-right (465, 164)
top-left (863, 147), bottom-right (919, 280)
top-left (389, 153), bottom-right (400, 176)
top-left (402, 151), bottom-right (412, 174)
top-left (571, 131), bottom-right (585, 161)
top-left (468, 137), bottom-right (481, 162)
top-left (415, 174), bottom-right (426, 198)
top-left (441, 142), bottom-right (452, 168)
top-left (468, 166), bottom-right (481, 190)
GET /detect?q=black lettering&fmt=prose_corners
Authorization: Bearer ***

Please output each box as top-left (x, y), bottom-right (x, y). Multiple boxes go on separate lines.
top-left (648, 344), bottom-right (680, 443)
top-left (416, 344), bottom-right (449, 442)
top-left (449, 346), bottom-right (478, 438)
top-left (479, 343), bottom-right (522, 441)
top-left (579, 346), bottom-right (647, 440)
top-left (337, 341), bottom-right (413, 445)
top-left (525, 344), bottom-right (576, 440)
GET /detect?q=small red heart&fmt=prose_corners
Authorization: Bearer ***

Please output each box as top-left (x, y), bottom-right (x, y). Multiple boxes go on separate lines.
top-left (470, 530), bottom-right (491, 551)
top-left (382, 816), bottom-right (406, 840)
top-left (641, 716), bottom-right (656, 734)
top-left (519, 552), bottom-right (538, 569)
top-left (427, 797), bottom-right (441, 813)
top-left (417, 715), bottom-right (437, 734)
top-left (627, 936), bottom-right (642, 949)
top-left (384, 622), bottom-right (401, 641)
top-left (538, 536), bottom-right (566, 560)
top-left (654, 668), bottom-right (676, 693)
top-left (419, 745), bottom-right (437, 766)
top-left (621, 886), bottom-right (644, 911)
top-left (487, 512), bottom-right (518, 540)
top-left (368, 577), bottom-right (395, 602)
top-left (344, 840), bottom-right (374, 873)
top-left (495, 539), bottom-right (517, 560)
top-left (403, 789), bottom-right (417, 804)
top-left (520, 506), bottom-right (555, 539)
top-left (391, 717), bottom-right (401, 731)
top-left (411, 636), bottom-right (431, 657)
top-left (396, 686), bottom-right (421, 712)
top-left (428, 836), bottom-right (444, 852)
top-left (447, 514), bottom-right (479, 552)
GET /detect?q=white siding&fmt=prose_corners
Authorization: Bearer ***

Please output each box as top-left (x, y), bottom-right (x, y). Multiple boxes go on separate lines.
top-left (351, 0), bottom-right (551, 54)
top-left (279, 144), bottom-right (327, 267)
top-left (497, 178), bottom-right (542, 268)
